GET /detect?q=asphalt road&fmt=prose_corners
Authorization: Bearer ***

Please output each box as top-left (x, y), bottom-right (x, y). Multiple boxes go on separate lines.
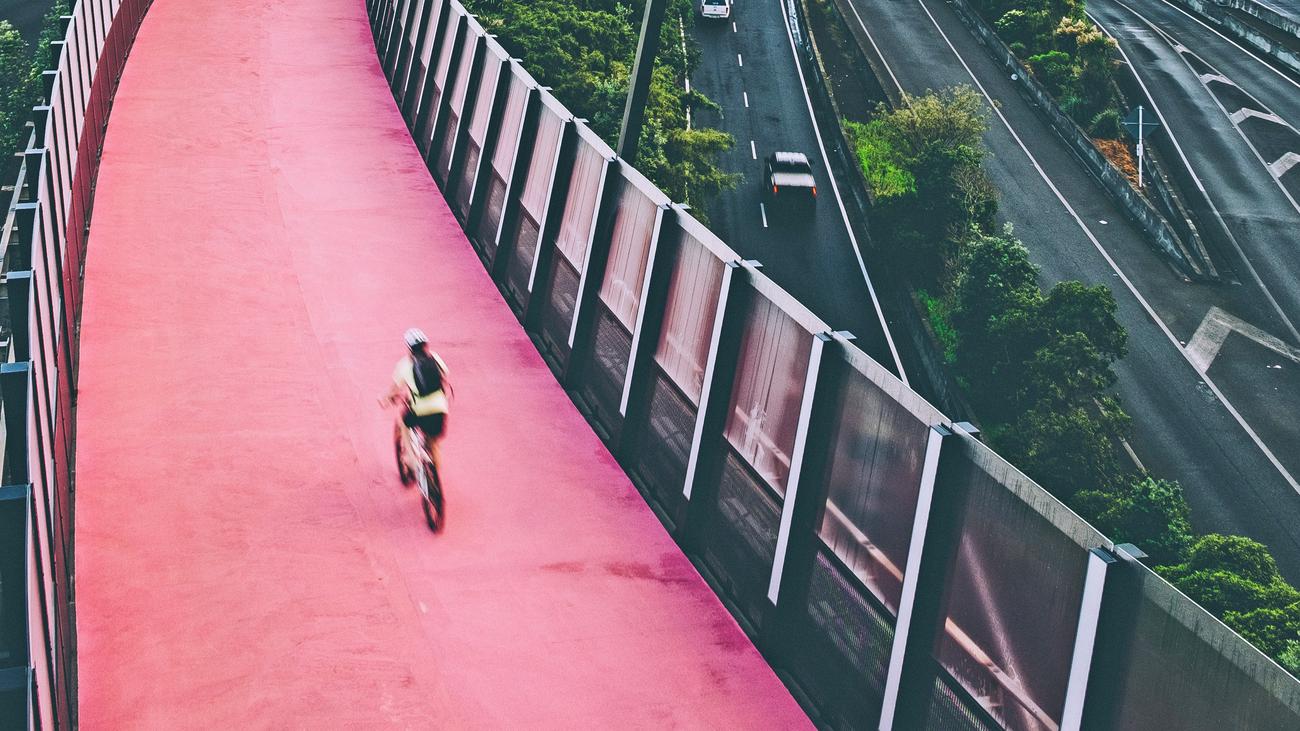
top-left (686, 0), bottom-right (901, 374)
top-left (839, 0), bottom-right (1300, 578)
top-left (1090, 0), bottom-right (1300, 326)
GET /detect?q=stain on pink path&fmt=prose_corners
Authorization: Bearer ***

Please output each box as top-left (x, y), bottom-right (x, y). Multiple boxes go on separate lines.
top-left (72, 0), bottom-right (810, 727)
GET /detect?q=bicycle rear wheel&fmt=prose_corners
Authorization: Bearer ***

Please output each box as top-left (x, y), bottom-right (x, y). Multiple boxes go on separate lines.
top-left (421, 463), bottom-right (444, 532)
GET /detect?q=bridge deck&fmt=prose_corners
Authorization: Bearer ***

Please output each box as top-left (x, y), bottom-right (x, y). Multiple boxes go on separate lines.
top-left (72, 0), bottom-right (806, 726)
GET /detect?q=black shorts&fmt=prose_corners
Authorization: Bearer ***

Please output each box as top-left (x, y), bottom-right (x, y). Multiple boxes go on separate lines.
top-left (403, 411), bottom-right (446, 439)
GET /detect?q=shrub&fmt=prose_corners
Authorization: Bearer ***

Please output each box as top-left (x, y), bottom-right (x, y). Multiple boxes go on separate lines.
top-left (1026, 50), bottom-right (1077, 99)
top-left (1089, 108), bottom-right (1123, 139)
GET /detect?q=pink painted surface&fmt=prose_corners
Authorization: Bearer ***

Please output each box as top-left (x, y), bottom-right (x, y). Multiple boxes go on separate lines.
top-left (72, 0), bottom-right (810, 727)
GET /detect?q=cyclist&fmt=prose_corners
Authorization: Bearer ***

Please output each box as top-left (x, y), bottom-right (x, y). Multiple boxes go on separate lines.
top-left (383, 328), bottom-right (450, 473)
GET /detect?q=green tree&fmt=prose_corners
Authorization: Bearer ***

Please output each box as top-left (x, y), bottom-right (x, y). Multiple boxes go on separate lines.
top-left (1160, 534), bottom-right (1300, 617)
top-left (0, 21), bottom-right (33, 159)
top-left (853, 87), bottom-right (995, 282)
top-left (465, 0), bottom-right (736, 213)
top-left (996, 9), bottom-right (1052, 53)
top-left (1224, 604), bottom-right (1300, 660)
top-left (1071, 476), bottom-right (1193, 565)
top-left (950, 230), bottom-right (1043, 414)
top-left (996, 396), bottom-right (1129, 498)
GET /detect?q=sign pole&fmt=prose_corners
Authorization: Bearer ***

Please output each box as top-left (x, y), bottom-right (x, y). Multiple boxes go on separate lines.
top-left (1137, 105), bottom-right (1144, 188)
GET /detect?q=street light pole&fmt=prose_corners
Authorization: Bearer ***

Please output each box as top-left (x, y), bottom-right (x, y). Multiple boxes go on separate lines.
top-left (617, 0), bottom-right (670, 164)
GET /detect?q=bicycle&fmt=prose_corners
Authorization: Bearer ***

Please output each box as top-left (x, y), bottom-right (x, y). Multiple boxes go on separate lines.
top-left (382, 392), bottom-right (446, 532)
top-left (396, 423), bottom-right (445, 531)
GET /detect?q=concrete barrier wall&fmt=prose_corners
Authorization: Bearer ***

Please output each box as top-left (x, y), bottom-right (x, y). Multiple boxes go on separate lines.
top-left (0, 1), bottom-right (156, 727)
top-left (367, 0), bottom-right (1300, 727)
top-left (1172, 0), bottom-right (1300, 74)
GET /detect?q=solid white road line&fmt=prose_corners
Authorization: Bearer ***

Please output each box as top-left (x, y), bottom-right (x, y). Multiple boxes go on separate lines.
top-left (899, 0), bottom-right (1300, 494)
top-left (779, 0), bottom-right (908, 382)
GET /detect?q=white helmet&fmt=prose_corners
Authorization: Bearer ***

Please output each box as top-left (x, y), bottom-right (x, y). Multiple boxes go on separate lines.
top-left (403, 328), bottom-right (428, 350)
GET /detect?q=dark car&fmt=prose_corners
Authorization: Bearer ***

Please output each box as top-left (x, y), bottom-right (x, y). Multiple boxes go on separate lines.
top-left (763, 152), bottom-right (817, 211)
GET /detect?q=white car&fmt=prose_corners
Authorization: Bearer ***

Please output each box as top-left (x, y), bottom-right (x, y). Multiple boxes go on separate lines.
top-left (700, 0), bottom-right (732, 20)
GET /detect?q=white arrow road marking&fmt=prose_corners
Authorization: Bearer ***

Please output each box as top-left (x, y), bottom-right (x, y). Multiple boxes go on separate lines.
top-left (1199, 72), bottom-right (1233, 85)
top-left (1229, 107), bottom-right (1285, 125)
top-left (1269, 151), bottom-right (1300, 178)
top-left (1186, 307), bottom-right (1300, 372)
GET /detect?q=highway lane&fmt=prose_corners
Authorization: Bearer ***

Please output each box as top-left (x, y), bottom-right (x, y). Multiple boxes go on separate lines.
top-left (839, 0), bottom-right (1300, 577)
top-left (686, 0), bottom-right (902, 374)
top-left (1090, 0), bottom-right (1300, 327)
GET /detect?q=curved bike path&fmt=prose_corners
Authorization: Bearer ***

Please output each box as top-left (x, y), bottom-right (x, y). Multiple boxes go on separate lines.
top-left (71, 0), bottom-right (807, 726)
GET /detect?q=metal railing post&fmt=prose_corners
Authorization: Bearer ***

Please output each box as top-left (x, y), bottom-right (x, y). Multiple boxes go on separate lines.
top-left (397, 0), bottom-right (436, 113)
top-left (614, 203), bottom-right (677, 444)
top-left (440, 34), bottom-right (488, 198)
top-left (1077, 543), bottom-right (1146, 730)
top-left (561, 160), bottom-right (626, 388)
top-left (462, 61), bottom-right (514, 233)
top-left (409, 0), bottom-right (454, 150)
top-left (677, 260), bottom-right (754, 547)
top-left (490, 86), bottom-right (541, 281)
top-left (0, 364), bottom-right (31, 485)
top-left (763, 331), bottom-right (845, 641)
top-left (522, 117), bottom-right (579, 327)
top-left (425, 15), bottom-right (470, 165)
top-left (1061, 547), bottom-right (1118, 731)
top-left (879, 423), bottom-right (956, 731)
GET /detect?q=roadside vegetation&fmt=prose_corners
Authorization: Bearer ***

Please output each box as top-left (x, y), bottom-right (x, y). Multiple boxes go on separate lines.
top-left (463, 0), bottom-right (737, 215)
top-left (0, 2), bottom-right (68, 179)
top-left (848, 86), bottom-right (1300, 675)
top-left (973, 0), bottom-right (1119, 134)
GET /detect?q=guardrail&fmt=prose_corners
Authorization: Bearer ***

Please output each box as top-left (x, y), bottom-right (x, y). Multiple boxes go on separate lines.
top-left (0, 0), bottom-right (155, 727)
top-left (368, 0), bottom-right (1300, 728)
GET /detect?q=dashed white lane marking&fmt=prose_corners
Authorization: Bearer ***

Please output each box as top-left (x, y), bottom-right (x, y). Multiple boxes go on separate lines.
top-left (1271, 151), bottom-right (1300, 177)
top-left (743, 91), bottom-right (749, 107)
top-left (750, 139), bottom-right (757, 159)
top-left (1229, 107), bottom-right (1284, 125)
top-left (737, 53), bottom-right (743, 67)
top-left (1186, 306), bottom-right (1300, 372)
top-left (733, 21), bottom-right (737, 32)
top-left (760, 202), bottom-right (769, 228)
